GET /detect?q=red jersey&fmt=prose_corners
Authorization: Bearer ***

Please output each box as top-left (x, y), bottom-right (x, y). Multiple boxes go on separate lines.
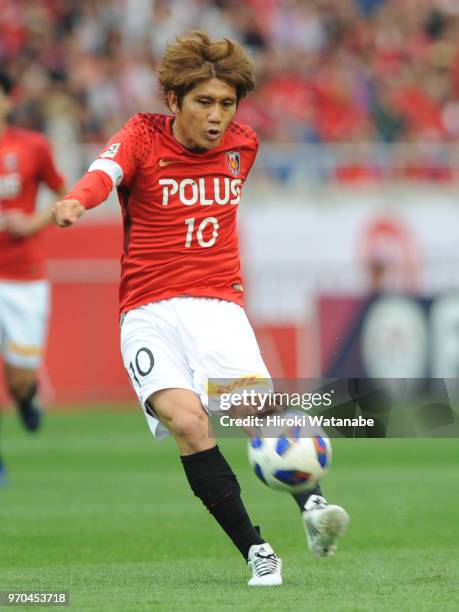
top-left (0, 126), bottom-right (65, 280)
top-left (90, 113), bottom-right (259, 314)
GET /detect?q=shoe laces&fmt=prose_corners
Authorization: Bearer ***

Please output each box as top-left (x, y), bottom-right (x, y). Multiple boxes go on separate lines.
top-left (250, 551), bottom-right (280, 577)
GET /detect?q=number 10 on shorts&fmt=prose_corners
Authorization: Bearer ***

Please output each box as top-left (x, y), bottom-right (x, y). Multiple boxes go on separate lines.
top-left (184, 217), bottom-right (219, 248)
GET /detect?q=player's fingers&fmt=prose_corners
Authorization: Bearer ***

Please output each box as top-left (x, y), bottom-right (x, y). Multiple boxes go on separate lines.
top-left (73, 203), bottom-right (85, 218)
top-left (53, 210), bottom-right (73, 227)
top-left (52, 200), bottom-right (84, 227)
top-left (66, 201), bottom-right (85, 220)
top-left (52, 202), bottom-right (64, 225)
top-left (61, 213), bottom-right (80, 227)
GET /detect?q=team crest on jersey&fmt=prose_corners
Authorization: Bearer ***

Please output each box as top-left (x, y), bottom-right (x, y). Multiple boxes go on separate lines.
top-left (100, 143), bottom-right (120, 159)
top-left (3, 152), bottom-right (17, 171)
top-left (226, 151), bottom-right (240, 176)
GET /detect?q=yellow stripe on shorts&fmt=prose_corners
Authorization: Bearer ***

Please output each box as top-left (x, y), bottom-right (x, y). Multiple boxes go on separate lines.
top-left (7, 341), bottom-right (42, 357)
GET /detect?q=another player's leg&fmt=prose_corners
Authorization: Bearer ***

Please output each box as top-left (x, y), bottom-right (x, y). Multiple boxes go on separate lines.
top-left (0, 408), bottom-right (6, 486)
top-left (0, 459), bottom-right (6, 486)
top-left (1, 280), bottom-right (49, 433)
top-left (292, 486), bottom-right (349, 559)
top-left (150, 388), bottom-right (282, 586)
top-left (4, 364), bottom-right (42, 432)
top-left (0, 290), bottom-right (5, 483)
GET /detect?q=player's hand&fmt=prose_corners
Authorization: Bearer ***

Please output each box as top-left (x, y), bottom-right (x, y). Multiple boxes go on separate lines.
top-left (52, 199), bottom-right (85, 227)
top-left (3, 210), bottom-right (37, 237)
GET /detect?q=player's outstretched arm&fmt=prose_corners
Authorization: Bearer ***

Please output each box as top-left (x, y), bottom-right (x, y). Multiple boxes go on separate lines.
top-left (51, 168), bottom-right (114, 228)
top-left (52, 199), bottom-right (85, 227)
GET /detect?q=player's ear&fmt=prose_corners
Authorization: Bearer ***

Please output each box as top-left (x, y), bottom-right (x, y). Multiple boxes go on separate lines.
top-left (168, 91), bottom-right (179, 114)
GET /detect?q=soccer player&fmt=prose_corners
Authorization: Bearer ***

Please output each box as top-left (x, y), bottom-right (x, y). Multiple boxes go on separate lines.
top-left (0, 71), bottom-right (66, 483)
top-left (52, 32), bottom-right (349, 585)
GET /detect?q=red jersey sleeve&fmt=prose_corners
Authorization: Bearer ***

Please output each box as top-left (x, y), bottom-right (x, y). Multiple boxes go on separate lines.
top-left (64, 170), bottom-right (113, 209)
top-left (37, 136), bottom-right (65, 191)
top-left (93, 114), bottom-right (152, 188)
top-left (246, 128), bottom-right (259, 176)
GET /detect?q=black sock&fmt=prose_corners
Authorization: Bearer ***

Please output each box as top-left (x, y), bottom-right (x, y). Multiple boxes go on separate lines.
top-left (11, 382), bottom-right (42, 432)
top-left (292, 483), bottom-right (323, 512)
top-left (181, 445), bottom-right (264, 559)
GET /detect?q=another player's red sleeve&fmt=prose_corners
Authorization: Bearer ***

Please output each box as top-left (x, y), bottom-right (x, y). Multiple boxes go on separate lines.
top-left (37, 136), bottom-right (65, 190)
top-left (64, 170), bottom-right (113, 210)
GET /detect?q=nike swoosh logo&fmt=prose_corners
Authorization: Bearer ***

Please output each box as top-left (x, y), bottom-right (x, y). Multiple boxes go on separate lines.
top-left (158, 159), bottom-right (180, 167)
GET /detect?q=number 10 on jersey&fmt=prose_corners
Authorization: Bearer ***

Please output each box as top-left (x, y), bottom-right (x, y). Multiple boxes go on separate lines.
top-left (184, 217), bottom-right (219, 248)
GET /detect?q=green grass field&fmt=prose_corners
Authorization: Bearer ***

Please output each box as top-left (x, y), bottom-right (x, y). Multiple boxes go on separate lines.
top-left (0, 407), bottom-right (458, 611)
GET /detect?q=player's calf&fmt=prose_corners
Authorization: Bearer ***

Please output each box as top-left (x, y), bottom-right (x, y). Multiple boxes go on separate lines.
top-left (177, 439), bottom-right (282, 585)
top-left (5, 367), bottom-right (42, 432)
top-left (151, 388), bottom-right (273, 579)
top-left (181, 444), bottom-right (265, 560)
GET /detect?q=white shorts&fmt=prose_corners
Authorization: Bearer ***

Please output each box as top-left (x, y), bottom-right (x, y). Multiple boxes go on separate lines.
top-left (120, 297), bottom-right (271, 440)
top-left (0, 279), bottom-right (50, 369)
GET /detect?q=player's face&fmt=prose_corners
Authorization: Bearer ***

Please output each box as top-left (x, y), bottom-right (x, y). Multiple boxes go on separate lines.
top-left (169, 78), bottom-right (238, 151)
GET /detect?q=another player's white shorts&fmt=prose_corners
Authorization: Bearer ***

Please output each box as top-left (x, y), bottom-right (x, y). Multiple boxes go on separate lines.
top-left (120, 297), bottom-right (271, 440)
top-left (0, 279), bottom-right (50, 369)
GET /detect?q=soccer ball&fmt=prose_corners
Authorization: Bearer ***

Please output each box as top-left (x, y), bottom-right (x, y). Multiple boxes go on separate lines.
top-left (248, 423), bottom-right (332, 493)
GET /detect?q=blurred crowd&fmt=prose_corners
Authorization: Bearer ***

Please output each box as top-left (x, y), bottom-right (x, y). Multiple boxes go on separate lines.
top-left (2, 0), bottom-right (459, 180)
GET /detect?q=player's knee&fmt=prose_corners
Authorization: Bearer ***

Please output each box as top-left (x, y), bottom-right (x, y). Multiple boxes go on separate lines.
top-left (168, 409), bottom-right (209, 443)
top-left (148, 389), bottom-right (211, 449)
top-left (6, 373), bottom-right (36, 401)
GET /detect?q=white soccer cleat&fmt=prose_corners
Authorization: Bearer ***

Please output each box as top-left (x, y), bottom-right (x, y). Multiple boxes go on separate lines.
top-left (247, 543), bottom-right (283, 586)
top-left (302, 495), bottom-right (349, 559)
